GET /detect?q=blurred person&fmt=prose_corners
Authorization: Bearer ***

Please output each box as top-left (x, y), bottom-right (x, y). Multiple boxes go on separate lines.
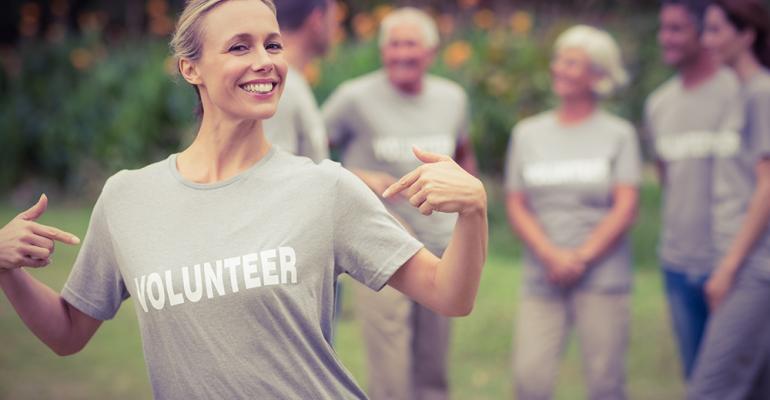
top-left (688, 1), bottom-right (770, 398)
top-left (323, 7), bottom-right (478, 400)
top-left (505, 25), bottom-right (640, 400)
top-left (0, 1), bottom-right (488, 398)
top-left (264, 0), bottom-right (337, 162)
top-left (644, 0), bottom-right (743, 380)
top-left (0, 195), bottom-right (80, 270)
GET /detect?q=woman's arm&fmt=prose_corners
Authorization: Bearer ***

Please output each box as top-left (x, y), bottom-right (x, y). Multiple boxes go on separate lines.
top-left (575, 185), bottom-right (639, 264)
top-left (706, 158), bottom-right (770, 310)
top-left (383, 147), bottom-right (487, 317)
top-left (505, 192), bottom-right (584, 287)
top-left (0, 268), bottom-right (102, 355)
top-left (0, 194), bottom-right (101, 356)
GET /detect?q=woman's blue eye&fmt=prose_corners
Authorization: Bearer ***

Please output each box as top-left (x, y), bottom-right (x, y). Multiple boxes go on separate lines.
top-left (266, 42), bottom-right (283, 51)
top-left (229, 44), bottom-right (248, 52)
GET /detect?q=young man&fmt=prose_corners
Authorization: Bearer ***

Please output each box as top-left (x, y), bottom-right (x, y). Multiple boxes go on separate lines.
top-left (323, 8), bottom-right (477, 400)
top-left (644, 0), bottom-right (743, 380)
top-left (264, 0), bottom-right (338, 161)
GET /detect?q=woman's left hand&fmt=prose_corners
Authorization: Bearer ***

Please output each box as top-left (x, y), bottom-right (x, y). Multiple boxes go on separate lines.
top-left (705, 266), bottom-right (736, 311)
top-left (382, 147), bottom-right (486, 216)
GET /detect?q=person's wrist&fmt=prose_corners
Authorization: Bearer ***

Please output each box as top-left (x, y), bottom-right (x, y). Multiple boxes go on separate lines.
top-left (458, 181), bottom-right (487, 217)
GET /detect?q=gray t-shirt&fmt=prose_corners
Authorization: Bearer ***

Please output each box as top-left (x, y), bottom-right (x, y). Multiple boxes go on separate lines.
top-left (504, 110), bottom-right (642, 296)
top-left (645, 68), bottom-right (744, 273)
top-left (61, 148), bottom-right (423, 399)
top-left (713, 69), bottom-right (770, 266)
top-left (322, 70), bottom-right (469, 253)
top-left (264, 66), bottom-right (329, 162)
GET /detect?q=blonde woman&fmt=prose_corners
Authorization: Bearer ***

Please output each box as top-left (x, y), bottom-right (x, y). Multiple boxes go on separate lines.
top-left (0, 1), bottom-right (487, 398)
top-left (505, 25), bottom-right (640, 400)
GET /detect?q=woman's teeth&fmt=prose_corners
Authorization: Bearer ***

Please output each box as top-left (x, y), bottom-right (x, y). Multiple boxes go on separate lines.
top-left (241, 83), bottom-right (273, 93)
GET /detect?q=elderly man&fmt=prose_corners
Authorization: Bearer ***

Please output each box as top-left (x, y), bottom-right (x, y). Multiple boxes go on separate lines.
top-left (323, 7), bottom-right (477, 400)
top-left (265, 0), bottom-right (337, 162)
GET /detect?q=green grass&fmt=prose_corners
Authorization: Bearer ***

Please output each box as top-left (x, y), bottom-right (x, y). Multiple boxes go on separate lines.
top-left (0, 181), bottom-right (682, 399)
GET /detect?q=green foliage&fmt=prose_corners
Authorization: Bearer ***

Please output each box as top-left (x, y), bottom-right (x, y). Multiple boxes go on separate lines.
top-left (0, 34), bottom-right (197, 192)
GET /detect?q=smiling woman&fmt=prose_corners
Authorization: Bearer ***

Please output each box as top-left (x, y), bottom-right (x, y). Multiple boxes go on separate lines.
top-left (0, 0), bottom-right (488, 398)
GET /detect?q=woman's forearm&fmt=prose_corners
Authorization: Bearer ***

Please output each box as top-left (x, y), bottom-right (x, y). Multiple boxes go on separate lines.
top-left (0, 268), bottom-right (100, 355)
top-left (506, 193), bottom-right (556, 259)
top-left (433, 205), bottom-right (488, 316)
top-left (577, 185), bottom-right (639, 264)
top-left (717, 161), bottom-right (770, 276)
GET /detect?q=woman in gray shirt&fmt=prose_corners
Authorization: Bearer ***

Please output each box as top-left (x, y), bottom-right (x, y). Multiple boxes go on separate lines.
top-left (505, 25), bottom-right (641, 400)
top-left (690, 1), bottom-right (770, 398)
top-left (0, 1), bottom-right (488, 398)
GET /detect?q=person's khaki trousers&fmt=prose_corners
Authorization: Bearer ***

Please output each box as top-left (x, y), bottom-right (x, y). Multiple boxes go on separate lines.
top-left (355, 281), bottom-right (451, 400)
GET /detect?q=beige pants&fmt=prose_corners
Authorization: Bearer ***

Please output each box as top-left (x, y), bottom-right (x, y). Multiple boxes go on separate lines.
top-left (355, 282), bottom-right (451, 400)
top-left (513, 290), bottom-right (630, 400)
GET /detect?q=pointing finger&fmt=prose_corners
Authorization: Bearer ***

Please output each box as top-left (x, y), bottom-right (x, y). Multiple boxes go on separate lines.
top-left (30, 223), bottom-right (81, 245)
top-left (383, 168), bottom-right (421, 198)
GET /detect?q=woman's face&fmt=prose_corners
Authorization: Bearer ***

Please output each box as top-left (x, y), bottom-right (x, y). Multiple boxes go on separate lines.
top-left (658, 5), bottom-right (702, 67)
top-left (550, 47), bottom-right (597, 100)
top-left (702, 5), bottom-right (750, 66)
top-left (188, 0), bottom-right (288, 121)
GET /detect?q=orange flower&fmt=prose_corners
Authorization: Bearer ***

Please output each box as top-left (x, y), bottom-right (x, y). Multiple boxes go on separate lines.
top-left (303, 62), bottom-right (321, 87)
top-left (443, 40), bottom-right (473, 69)
top-left (510, 11), bottom-right (533, 36)
top-left (473, 9), bottom-right (495, 30)
top-left (146, 0), bottom-right (168, 19)
top-left (352, 12), bottom-right (376, 41)
top-left (437, 14), bottom-right (455, 37)
top-left (372, 4), bottom-right (394, 23)
top-left (70, 48), bottom-right (93, 70)
top-left (458, 0), bottom-right (480, 10)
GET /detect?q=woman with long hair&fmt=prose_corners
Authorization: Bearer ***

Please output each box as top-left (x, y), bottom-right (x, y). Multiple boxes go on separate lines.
top-left (689, 1), bottom-right (770, 398)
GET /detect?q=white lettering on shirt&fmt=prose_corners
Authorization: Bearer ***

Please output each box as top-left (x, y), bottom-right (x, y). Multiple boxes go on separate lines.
top-left (655, 130), bottom-right (741, 161)
top-left (523, 158), bottom-right (611, 187)
top-left (373, 135), bottom-right (454, 163)
top-left (135, 246), bottom-right (300, 312)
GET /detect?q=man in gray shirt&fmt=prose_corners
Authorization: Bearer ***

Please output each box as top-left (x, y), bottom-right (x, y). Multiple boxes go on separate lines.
top-left (264, 0), bottom-right (336, 162)
top-left (644, 0), bottom-right (743, 380)
top-left (323, 7), bottom-right (477, 400)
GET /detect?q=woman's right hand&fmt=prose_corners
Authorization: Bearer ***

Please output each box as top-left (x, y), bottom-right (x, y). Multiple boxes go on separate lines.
top-left (541, 247), bottom-right (586, 287)
top-left (0, 194), bottom-right (80, 270)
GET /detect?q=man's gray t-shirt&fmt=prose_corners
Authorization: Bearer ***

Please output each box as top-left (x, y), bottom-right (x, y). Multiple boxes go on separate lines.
top-left (713, 69), bottom-right (770, 267)
top-left (322, 70), bottom-right (469, 253)
top-left (264, 66), bottom-right (329, 162)
top-left (60, 148), bottom-right (423, 399)
top-left (645, 68), bottom-right (743, 274)
top-left (504, 110), bottom-right (642, 296)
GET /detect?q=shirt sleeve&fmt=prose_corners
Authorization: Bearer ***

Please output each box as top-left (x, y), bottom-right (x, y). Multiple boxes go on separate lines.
top-left (503, 125), bottom-right (525, 192)
top-left (748, 88), bottom-right (770, 162)
top-left (613, 124), bottom-right (643, 186)
top-left (331, 165), bottom-right (423, 291)
top-left (321, 85), bottom-right (353, 149)
top-left (61, 177), bottom-right (129, 321)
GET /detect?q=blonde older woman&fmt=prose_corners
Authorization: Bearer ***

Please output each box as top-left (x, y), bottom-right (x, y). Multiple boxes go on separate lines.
top-left (505, 25), bottom-right (640, 400)
top-left (0, 1), bottom-right (487, 398)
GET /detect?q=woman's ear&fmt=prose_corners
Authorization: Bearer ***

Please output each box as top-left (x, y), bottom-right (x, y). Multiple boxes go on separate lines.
top-left (179, 58), bottom-right (203, 85)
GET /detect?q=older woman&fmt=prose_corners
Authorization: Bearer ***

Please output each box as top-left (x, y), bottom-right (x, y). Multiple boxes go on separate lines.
top-left (505, 25), bottom-right (640, 400)
top-left (689, 1), bottom-right (770, 398)
top-left (0, 1), bottom-right (487, 398)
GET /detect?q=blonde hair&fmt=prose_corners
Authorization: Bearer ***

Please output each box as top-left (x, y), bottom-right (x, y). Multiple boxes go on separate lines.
top-left (171, 0), bottom-right (276, 63)
top-left (169, 0), bottom-right (276, 116)
top-left (379, 7), bottom-right (439, 49)
top-left (554, 25), bottom-right (629, 97)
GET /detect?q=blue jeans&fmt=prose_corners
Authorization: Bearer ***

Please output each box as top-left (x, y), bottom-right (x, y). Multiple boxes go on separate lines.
top-left (662, 266), bottom-right (711, 380)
